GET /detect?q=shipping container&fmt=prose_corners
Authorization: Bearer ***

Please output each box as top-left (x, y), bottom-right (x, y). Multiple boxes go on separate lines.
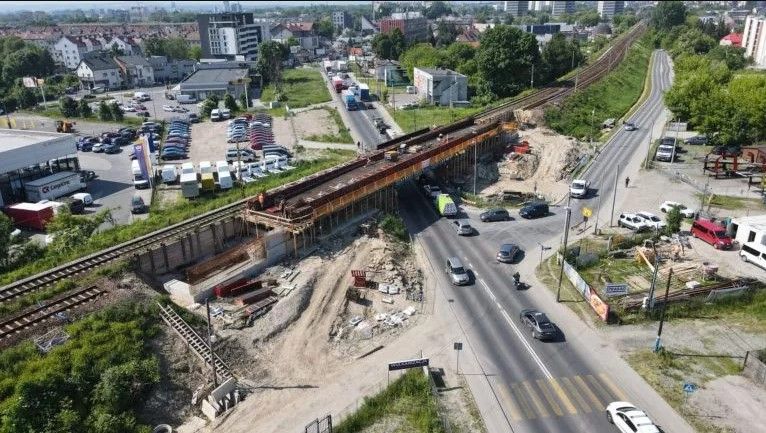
top-left (180, 172), bottom-right (199, 198)
top-left (359, 83), bottom-right (370, 101)
top-left (201, 173), bottom-right (215, 191)
top-left (199, 161), bottom-right (213, 174)
top-left (343, 90), bottom-right (357, 110)
top-left (181, 162), bottom-right (195, 174)
top-left (23, 172), bottom-right (85, 202)
top-left (218, 171), bottom-right (233, 190)
top-left (3, 202), bottom-right (55, 230)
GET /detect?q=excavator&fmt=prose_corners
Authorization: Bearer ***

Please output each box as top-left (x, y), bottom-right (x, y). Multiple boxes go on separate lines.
top-left (55, 120), bottom-right (76, 133)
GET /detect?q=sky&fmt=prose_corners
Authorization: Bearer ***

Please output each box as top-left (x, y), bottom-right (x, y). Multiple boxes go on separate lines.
top-left (1, 1), bottom-right (372, 13)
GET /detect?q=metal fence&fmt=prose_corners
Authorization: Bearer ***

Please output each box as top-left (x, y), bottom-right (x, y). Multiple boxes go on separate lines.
top-left (304, 414), bottom-right (332, 433)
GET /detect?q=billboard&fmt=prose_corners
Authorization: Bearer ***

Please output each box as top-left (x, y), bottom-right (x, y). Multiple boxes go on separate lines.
top-left (133, 136), bottom-right (153, 186)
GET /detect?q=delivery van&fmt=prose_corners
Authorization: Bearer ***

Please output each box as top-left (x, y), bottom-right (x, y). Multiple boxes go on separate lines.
top-left (161, 164), bottom-right (177, 184)
top-left (131, 160), bottom-right (149, 189)
top-left (691, 219), bottom-right (733, 250)
top-left (180, 172), bottom-right (199, 198)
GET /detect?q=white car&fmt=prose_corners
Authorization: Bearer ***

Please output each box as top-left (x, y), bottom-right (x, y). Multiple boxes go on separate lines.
top-left (618, 213), bottom-right (650, 231)
top-left (123, 105), bottom-right (136, 112)
top-left (635, 211), bottom-right (666, 230)
top-left (569, 179), bottom-right (589, 198)
top-left (659, 200), bottom-right (695, 218)
top-left (606, 401), bottom-right (660, 433)
top-left (162, 105), bottom-right (174, 112)
top-left (624, 122), bottom-right (637, 131)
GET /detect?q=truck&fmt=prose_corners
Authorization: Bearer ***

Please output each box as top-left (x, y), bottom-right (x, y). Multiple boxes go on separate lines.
top-left (569, 179), bottom-right (589, 198)
top-left (343, 90), bottom-right (358, 110)
top-left (216, 161), bottom-right (233, 190)
top-left (435, 194), bottom-right (458, 217)
top-left (24, 172), bottom-right (86, 202)
top-left (332, 76), bottom-right (344, 93)
top-left (177, 94), bottom-right (197, 104)
top-left (359, 83), bottom-right (370, 101)
top-left (180, 172), bottom-right (199, 198)
top-left (3, 202), bottom-right (55, 230)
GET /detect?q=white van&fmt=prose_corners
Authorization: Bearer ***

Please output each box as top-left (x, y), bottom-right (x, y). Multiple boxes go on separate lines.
top-left (199, 161), bottom-right (213, 174)
top-left (210, 109), bottom-right (222, 122)
top-left (134, 91), bottom-right (151, 102)
top-left (740, 242), bottom-right (766, 270)
top-left (161, 164), bottom-right (177, 184)
top-left (220, 108), bottom-right (231, 119)
top-left (177, 94), bottom-right (197, 104)
top-left (181, 162), bottom-right (195, 174)
top-left (215, 160), bottom-right (231, 174)
top-left (131, 160), bottom-right (149, 189)
top-left (218, 170), bottom-right (233, 190)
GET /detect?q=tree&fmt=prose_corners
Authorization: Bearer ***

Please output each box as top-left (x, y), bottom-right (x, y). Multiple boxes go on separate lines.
top-left (399, 43), bottom-right (444, 79)
top-left (13, 86), bottom-right (38, 109)
top-left (435, 21), bottom-right (459, 47)
top-left (652, 1), bottom-right (686, 31)
top-left (425, 1), bottom-right (451, 19)
top-left (671, 28), bottom-right (716, 56)
top-left (574, 10), bottom-right (600, 27)
top-left (189, 45), bottom-right (202, 61)
top-left (98, 101), bottom-right (112, 121)
top-left (239, 93), bottom-right (248, 109)
top-left (163, 38), bottom-right (191, 59)
top-left (372, 29), bottom-right (407, 60)
top-left (199, 98), bottom-right (218, 117)
top-left (256, 41), bottom-right (288, 87)
top-left (664, 207), bottom-right (682, 234)
top-left (0, 213), bottom-right (13, 269)
top-left (541, 33), bottom-right (583, 83)
top-left (315, 19), bottom-right (334, 39)
top-left (476, 25), bottom-right (540, 97)
top-left (59, 96), bottom-right (78, 117)
top-left (223, 93), bottom-right (238, 112)
top-left (78, 98), bottom-right (92, 117)
top-left (46, 208), bottom-right (112, 256)
top-left (110, 102), bottom-right (123, 122)
top-left (389, 28), bottom-right (406, 59)
top-left (109, 43), bottom-right (124, 57)
top-left (706, 45), bottom-right (748, 71)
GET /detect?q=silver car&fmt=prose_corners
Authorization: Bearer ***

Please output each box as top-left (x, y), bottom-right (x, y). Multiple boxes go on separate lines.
top-left (454, 220), bottom-right (474, 236)
top-left (446, 257), bottom-right (470, 285)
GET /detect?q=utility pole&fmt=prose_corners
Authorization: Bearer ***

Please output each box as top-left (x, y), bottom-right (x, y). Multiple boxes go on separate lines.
top-left (646, 242), bottom-right (661, 311)
top-left (236, 139), bottom-right (244, 198)
top-left (530, 63), bottom-right (535, 88)
top-left (205, 299), bottom-right (218, 387)
top-left (556, 196), bottom-right (573, 302)
top-left (671, 117), bottom-right (679, 167)
top-left (472, 140), bottom-right (478, 195)
top-left (609, 164), bottom-right (620, 227)
top-left (653, 268), bottom-right (673, 353)
top-left (594, 161), bottom-right (606, 235)
top-left (644, 118), bottom-right (656, 169)
top-left (699, 180), bottom-right (709, 213)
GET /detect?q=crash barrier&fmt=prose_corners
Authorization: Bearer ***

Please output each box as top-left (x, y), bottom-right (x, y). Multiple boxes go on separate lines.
top-left (558, 254), bottom-right (610, 321)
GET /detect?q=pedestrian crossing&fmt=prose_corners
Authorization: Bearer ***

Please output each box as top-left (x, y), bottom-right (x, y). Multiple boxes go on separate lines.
top-left (495, 373), bottom-right (627, 421)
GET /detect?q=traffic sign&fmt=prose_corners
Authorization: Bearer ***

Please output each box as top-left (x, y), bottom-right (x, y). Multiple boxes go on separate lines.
top-left (453, 342), bottom-right (463, 351)
top-left (582, 207), bottom-right (593, 218)
top-left (682, 382), bottom-right (697, 394)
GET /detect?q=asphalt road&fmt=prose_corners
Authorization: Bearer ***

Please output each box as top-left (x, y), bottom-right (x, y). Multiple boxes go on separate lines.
top-left (397, 50), bottom-right (678, 433)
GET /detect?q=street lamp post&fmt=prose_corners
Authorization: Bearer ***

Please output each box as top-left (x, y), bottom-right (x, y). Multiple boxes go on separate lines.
top-left (609, 164), bottom-right (620, 227)
top-left (556, 195), bottom-right (573, 302)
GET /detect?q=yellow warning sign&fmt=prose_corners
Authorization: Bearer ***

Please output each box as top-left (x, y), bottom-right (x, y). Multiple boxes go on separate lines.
top-left (582, 207), bottom-right (593, 218)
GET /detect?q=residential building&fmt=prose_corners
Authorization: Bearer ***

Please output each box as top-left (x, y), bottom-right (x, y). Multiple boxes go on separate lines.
top-left (115, 56), bottom-right (155, 87)
top-left (379, 12), bottom-right (429, 43)
top-left (719, 32), bottom-right (743, 47)
top-left (597, 1), bottom-right (624, 20)
top-left (177, 62), bottom-right (251, 100)
top-left (333, 10), bottom-right (351, 30)
top-left (52, 36), bottom-right (101, 70)
top-left (76, 53), bottom-right (123, 90)
top-left (529, 1), bottom-right (550, 12)
top-left (413, 67), bottom-right (468, 106)
top-left (285, 22), bottom-right (319, 50)
top-left (551, 1), bottom-right (575, 17)
top-left (149, 56), bottom-right (196, 84)
top-left (197, 12), bottom-right (264, 61)
top-left (107, 36), bottom-right (141, 56)
top-left (506, 1), bottom-right (529, 17)
top-left (727, 9), bottom-right (752, 25)
top-left (743, 15), bottom-right (766, 68)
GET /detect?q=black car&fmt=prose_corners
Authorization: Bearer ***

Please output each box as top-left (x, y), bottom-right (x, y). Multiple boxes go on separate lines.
top-left (684, 135), bottom-right (708, 145)
top-left (188, 113), bottom-right (200, 123)
top-left (480, 208), bottom-right (510, 222)
top-left (103, 142), bottom-right (121, 154)
top-left (519, 201), bottom-right (549, 219)
top-left (519, 309), bottom-right (557, 340)
top-left (114, 137), bottom-right (129, 146)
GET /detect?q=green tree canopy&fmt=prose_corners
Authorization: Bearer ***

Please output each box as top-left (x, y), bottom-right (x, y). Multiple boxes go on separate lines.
top-left (540, 33), bottom-right (583, 82)
top-left (78, 98), bottom-right (92, 117)
top-left (435, 21), bottom-right (459, 47)
top-left (142, 37), bottom-right (190, 59)
top-left (98, 101), bottom-right (112, 121)
top-left (372, 28), bottom-right (407, 60)
top-left (255, 41), bottom-right (289, 86)
top-left (315, 19), bottom-right (334, 38)
top-left (59, 96), bottom-right (78, 117)
top-left (399, 43), bottom-right (444, 79)
top-left (223, 93), bottom-right (238, 112)
top-left (652, 1), bottom-right (687, 31)
top-left (476, 25), bottom-right (540, 97)
top-left (109, 102), bottom-right (123, 122)
top-left (425, 1), bottom-right (452, 19)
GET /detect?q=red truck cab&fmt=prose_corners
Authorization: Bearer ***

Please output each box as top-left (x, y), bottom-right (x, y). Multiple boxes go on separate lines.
top-left (691, 219), bottom-right (733, 249)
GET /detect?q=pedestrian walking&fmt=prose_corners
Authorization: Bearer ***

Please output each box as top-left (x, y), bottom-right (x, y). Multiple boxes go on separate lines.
top-left (625, 177), bottom-right (630, 188)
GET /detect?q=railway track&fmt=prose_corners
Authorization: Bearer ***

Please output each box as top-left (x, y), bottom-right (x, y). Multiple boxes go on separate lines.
top-left (0, 23), bottom-right (647, 306)
top-left (0, 286), bottom-right (105, 340)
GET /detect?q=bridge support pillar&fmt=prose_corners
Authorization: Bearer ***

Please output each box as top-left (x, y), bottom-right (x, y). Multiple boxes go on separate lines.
top-left (211, 224), bottom-right (220, 253)
top-left (160, 243), bottom-right (170, 273)
top-left (180, 236), bottom-right (187, 262)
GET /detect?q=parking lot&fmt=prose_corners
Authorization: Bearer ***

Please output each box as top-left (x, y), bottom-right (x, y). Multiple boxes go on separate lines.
top-left (84, 85), bottom-right (200, 123)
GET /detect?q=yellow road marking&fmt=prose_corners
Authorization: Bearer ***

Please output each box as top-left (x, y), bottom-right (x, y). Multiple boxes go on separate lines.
top-left (512, 383), bottom-right (536, 420)
top-left (575, 375), bottom-right (605, 409)
top-left (549, 378), bottom-right (578, 415)
top-left (561, 377), bottom-right (592, 413)
top-left (497, 384), bottom-right (524, 421)
top-left (522, 381), bottom-right (550, 418)
top-left (536, 379), bottom-right (564, 416)
top-left (598, 373), bottom-right (629, 401)
top-left (586, 375), bottom-right (613, 405)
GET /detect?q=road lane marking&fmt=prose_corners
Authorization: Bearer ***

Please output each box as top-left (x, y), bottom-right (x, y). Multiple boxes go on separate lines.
top-left (512, 383), bottom-right (536, 419)
top-left (561, 377), bottom-right (592, 413)
top-left (479, 278), bottom-right (553, 380)
top-left (574, 376), bottom-right (604, 409)
top-left (497, 383), bottom-right (524, 421)
top-left (536, 379), bottom-right (564, 417)
top-left (548, 378), bottom-right (578, 415)
top-left (522, 381), bottom-right (550, 418)
top-left (599, 373), bottom-right (629, 401)
top-left (585, 375), bottom-right (613, 405)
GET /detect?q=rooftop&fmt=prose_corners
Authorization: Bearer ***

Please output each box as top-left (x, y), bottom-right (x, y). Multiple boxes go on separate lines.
top-left (415, 67), bottom-right (466, 77)
top-left (116, 55), bottom-right (151, 67)
top-left (0, 129), bottom-right (72, 152)
top-left (180, 67), bottom-right (249, 87)
top-left (81, 53), bottom-right (119, 71)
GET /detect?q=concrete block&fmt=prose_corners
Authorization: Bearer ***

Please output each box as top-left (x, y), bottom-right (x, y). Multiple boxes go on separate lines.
top-left (201, 399), bottom-right (218, 421)
top-left (209, 377), bottom-right (237, 403)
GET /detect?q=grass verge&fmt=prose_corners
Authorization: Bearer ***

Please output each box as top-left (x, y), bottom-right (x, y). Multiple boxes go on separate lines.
top-left (22, 108), bottom-right (143, 126)
top-left (544, 35), bottom-right (652, 140)
top-left (305, 107), bottom-right (354, 144)
top-left (0, 150), bottom-right (356, 288)
top-left (334, 369), bottom-right (443, 433)
top-left (260, 68), bottom-right (331, 109)
top-left (388, 105), bottom-right (484, 134)
top-left (697, 193), bottom-right (765, 211)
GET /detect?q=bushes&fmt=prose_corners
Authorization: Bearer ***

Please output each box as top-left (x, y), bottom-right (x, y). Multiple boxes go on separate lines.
top-left (380, 213), bottom-right (409, 243)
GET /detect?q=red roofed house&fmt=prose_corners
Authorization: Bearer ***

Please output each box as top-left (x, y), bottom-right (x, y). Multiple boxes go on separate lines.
top-left (720, 33), bottom-right (742, 47)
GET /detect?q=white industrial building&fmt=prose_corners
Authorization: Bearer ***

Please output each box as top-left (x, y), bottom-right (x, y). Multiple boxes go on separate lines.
top-left (0, 130), bottom-right (79, 206)
top-left (743, 15), bottom-right (766, 68)
top-left (412, 67), bottom-right (468, 106)
top-left (598, 1), bottom-right (625, 19)
top-left (731, 215), bottom-right (766, 246)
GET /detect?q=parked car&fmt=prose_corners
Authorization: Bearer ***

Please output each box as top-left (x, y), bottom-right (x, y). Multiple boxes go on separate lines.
top-left (660, 137), bottom-right (676, 146)
top-left (130, 195), bottom-right (147, 214)
top-left (103, 142), bottom-right (121, 154)
top-left (691, 219), bottom-right (733, 250)
top-left (635, 211), bottom-right (666, 230)
top-left (162, 105), bottom-right (174, 112)
top-left (453, 220), bottom-right (474, 236)
top-left (618, 213), bottom-right (650, 231)
top-left (92, 142), bottom-right (105, 153)
top-left (605, 402), bottom-right (659, 433)
top-left (496, 243), bottom-right (521, 263)
top-left (226, 149), bottom-right (256, 163)
top-left (659, 201), bottom-right (695, 218)
top-left (519, 201), bottom-right (549, 219)
top-left (189, 113), bottom-right (199, 123)
top-left (480, 208), bottom-right (510, 222)
top-left (445, 257), bottom-right (470, 286)
top-left (684, 135), bottom-right (708, 145)
top-left (519, 309), bottom-right (557, 340)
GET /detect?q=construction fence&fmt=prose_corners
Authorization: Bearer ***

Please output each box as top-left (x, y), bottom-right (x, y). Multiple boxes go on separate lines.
top-left (558, 253), bottom-right (610, 322)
